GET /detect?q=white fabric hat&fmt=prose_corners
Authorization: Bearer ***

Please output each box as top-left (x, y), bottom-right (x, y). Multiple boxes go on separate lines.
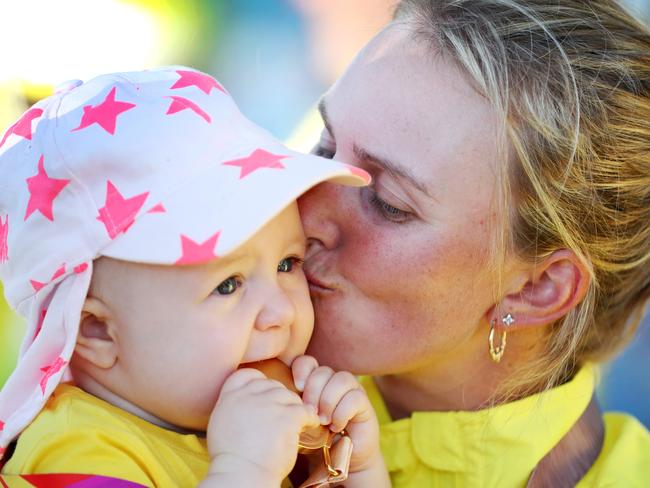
top-left (0, 66), bottom-right (369, 457)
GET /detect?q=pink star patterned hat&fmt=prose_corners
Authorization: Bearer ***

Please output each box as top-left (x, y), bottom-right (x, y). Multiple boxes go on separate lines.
top-left (0, 66), bottom-right (370, 457)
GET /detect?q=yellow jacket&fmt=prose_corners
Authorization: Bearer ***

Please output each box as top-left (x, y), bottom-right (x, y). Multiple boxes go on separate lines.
top-left (361, 366), bottom-right (650, 487)
top-left (2, 384), bottom-right (210, 487)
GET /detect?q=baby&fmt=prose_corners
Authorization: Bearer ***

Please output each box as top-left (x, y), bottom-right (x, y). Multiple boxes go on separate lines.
top-left (0, 67), bottom-right (389, 487)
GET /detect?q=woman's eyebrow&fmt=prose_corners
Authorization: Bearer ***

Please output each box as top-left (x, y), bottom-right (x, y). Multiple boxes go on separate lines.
top-left (353, 144), bottom-right (437, 201)
top-left (319, 97), bottom-right (436, 201)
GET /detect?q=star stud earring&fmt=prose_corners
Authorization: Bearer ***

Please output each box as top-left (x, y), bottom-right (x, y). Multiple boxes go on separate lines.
top-left (502, 313), bottom-right (515, 327)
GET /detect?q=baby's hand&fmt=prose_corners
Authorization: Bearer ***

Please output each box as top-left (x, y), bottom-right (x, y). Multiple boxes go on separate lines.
top-left (200, 368), bottom-right (320, 487)
top-left (291, 355), bottom-right (383, 476)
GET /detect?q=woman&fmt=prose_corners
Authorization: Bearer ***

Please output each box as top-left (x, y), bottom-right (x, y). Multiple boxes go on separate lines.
top-left (299, 0), bottom-right (650, 486)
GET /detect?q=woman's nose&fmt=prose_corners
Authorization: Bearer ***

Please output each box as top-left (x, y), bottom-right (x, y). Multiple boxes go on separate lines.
top-left (254, 285), bottom-right (296, 332)
top-left (298, 183), bottom-right (343, 253)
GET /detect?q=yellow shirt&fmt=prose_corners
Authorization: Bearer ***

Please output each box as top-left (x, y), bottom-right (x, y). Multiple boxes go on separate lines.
top-left (362, 366), bottom-right (650, 487)
top-left (2, 384), bottom-right (210, 487)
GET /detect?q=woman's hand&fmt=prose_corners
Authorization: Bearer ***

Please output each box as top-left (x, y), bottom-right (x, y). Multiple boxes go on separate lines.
top-left (291, 355), bottom-right (390, 486)
top-left (199, 368), bottom-right (320, 487)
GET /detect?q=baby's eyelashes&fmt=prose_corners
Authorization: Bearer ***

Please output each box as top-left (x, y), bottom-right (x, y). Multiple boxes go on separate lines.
top-left (278, 256), bottom-right (304, 273)
top-left (212, 255), bottom-right (304, 296)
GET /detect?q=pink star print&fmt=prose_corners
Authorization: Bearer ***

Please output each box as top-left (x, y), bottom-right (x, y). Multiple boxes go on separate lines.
top-left (147, 203), bottom-right (166, 214)
top-left (30, 263), bottom-right (67, 292)
top-left (166, 96), bottom-right (211, 123)
top-left (39, 357), bottom-right (67, 394)
top-left (171, 70), bottom-right (226, 95)
top-left (72, 87), bottom-right (135, 135)
top-left (0, 107), bottom-right (43, 148)
top-left (0, 215), bottom-right (8, 263)
top-left (0, 420), bottom-right (4, 431)
top-left (222, 149), bottom-right (288, 179)
top-left (175, 231), bottom-right (221, 265)
top-left (25, 156), bottom-right (70, 222)
top-left (30, 280), bottom-right (45, 292)
top-left (51, 263), bottom-right (66, 281)
top-left (97, 181), bottom-right (149, 239)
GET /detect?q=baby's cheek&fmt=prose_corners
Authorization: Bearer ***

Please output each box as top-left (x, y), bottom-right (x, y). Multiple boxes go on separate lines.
top-left (298, 287), bottom-right (315, 337)
top-left (181, 343), bottom-right (238, 404)
top-left (285, 287), bottom-right (315, 358)
top-left (194, 372), bottom-right (231, 424)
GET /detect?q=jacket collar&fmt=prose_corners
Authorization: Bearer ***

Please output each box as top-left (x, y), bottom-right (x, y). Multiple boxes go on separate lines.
top-left (362, 365), bottom-right (595, 481)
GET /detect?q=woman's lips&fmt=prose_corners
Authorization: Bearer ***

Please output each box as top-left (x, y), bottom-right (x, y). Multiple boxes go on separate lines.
top-left (304, 255), bottom-right (338, 292)
top-left (305, 271), bottom-right (336, 292)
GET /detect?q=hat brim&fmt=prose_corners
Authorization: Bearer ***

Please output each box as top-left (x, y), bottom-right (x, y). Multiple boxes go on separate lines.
top-left (100, 151), bottom-right (368, 265)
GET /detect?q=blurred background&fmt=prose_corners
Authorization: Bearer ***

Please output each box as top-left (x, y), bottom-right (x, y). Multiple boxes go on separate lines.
top-left (1, 0), bottom-right (648, 428)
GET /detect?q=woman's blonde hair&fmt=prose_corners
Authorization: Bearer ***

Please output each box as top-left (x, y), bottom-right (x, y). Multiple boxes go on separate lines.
top-left (395, 0), bottom-right (650, 397)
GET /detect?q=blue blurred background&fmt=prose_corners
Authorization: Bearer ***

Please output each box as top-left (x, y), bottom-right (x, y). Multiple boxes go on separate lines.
top-left (0, 0), bottom-right (648, 428)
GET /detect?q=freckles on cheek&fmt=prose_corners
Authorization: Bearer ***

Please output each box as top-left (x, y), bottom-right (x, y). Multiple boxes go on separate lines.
top-left (350, 233), bottom-right (435, 302)
top-left (351, 226), bottom-right (382, 258)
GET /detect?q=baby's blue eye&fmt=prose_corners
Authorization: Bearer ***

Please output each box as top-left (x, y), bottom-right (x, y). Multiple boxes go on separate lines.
top-left (278, 257), bottom-right (303, 273)
top-left (216, 277), bottom-right (240, 295)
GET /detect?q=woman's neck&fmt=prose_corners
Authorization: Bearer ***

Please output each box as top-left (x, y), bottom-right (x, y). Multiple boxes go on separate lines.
top-left (373, 328), bottom-right (545, 419)
top-left (373, 362), bottom-right (500, 419)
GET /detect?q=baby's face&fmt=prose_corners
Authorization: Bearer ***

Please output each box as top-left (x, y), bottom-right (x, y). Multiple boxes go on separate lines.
top-left (85, 203), bottom-right (313, 431)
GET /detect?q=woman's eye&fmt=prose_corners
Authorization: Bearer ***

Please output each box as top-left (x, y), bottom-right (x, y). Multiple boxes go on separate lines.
top-left (312, 144), bottom-right (335, 159)
top-left (369, 190), bottom-right (411, 223)
top-left (215, 277), bottom-right (241, 295)
top-left (278, 256), bottom-right (304, 273)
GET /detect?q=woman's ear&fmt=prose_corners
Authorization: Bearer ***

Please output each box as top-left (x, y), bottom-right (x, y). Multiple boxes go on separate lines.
top-left (75, 296), bottom-right (119, 369)
top-left (495, 249), bottom-right (591, 328)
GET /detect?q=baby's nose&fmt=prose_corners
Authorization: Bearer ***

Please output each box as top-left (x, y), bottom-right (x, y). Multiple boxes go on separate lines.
top-left (254, 286), bottom-right (296, 332)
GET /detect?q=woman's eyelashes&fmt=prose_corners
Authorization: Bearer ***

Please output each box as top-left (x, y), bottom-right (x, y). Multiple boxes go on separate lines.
top-left (313, 130), bottom-right (412, 223)
top-left (213, 257), bottom-right (305, 295)
top-left (366, 188), bottom-right (412, 223)
top-left (313, 144), bottom-right (335, 159)
top-left (313, 141), bottom-right (413, 223)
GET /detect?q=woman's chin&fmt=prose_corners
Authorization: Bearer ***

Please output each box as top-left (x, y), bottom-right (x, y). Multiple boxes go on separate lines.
top-left (307, 328), bottom-right (352, 371)
top-left (306, 327), bottom-right (376, 375)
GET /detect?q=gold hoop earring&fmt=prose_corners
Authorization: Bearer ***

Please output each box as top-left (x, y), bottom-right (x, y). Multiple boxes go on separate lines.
top-left (488, 314), bottom-right (514, 363)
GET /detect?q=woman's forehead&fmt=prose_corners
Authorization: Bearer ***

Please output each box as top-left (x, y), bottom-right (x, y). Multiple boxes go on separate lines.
top-left (325, 23), bottom-right (501, 198)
